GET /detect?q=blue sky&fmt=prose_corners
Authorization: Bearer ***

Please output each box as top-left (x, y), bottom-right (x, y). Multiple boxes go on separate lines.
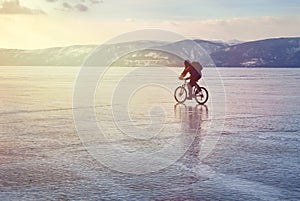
top-left (0, 0), bottom-right (300, 48)
top-left (20, 0), bottom-right (300, 20)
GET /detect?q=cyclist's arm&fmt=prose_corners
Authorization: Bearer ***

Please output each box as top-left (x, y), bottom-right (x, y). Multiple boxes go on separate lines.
top-left (179, 66), bottom-right (190, 78)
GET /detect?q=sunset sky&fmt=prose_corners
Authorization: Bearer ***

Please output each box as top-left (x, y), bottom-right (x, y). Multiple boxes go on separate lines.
top-left (1, 0), bottom-right (300, 49)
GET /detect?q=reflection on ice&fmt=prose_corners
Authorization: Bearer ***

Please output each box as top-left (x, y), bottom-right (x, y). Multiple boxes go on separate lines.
top-left (174, 104), bottom-right (209, 132)
top-left (75, 102), bottom-right (215, 174)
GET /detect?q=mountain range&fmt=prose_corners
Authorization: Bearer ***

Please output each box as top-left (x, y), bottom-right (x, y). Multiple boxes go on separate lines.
top-left (0, 37), bottom-right (300, 67)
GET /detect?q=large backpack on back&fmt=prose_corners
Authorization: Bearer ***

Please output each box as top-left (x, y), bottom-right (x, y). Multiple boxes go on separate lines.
top-left (191, 61), bottom-right (203, 74)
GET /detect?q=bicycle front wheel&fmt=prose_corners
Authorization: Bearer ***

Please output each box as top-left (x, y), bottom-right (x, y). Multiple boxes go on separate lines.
top-left (195, 87), bottom-right (208, 105)
top-left (174, 86), bottom-right (187, 103)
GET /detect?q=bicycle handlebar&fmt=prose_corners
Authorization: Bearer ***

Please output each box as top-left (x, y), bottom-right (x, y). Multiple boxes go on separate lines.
top-left (178, 77), bottom-right (189, 81)
top-left (178, 77), bottom-right (188, 86)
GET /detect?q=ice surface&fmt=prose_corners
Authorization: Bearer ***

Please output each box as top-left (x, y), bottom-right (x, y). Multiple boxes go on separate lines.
top-left (0, 67), bottom-right (299, 200)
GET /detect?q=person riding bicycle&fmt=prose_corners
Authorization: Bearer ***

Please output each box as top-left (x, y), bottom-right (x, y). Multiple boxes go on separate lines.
top-left (178, 60), bottom-right (203, 100)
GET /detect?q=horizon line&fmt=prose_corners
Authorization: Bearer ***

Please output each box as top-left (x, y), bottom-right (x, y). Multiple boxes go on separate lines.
top-left (1, 36), bottom-right (300, 50)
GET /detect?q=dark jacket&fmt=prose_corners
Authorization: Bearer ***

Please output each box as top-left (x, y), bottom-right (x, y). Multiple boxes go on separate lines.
top-left (180, 62), bottom-right (202, 79)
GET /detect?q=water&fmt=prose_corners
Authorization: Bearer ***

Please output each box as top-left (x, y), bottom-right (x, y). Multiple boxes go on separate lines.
top-left (0, 67), bottom-right (299, 200)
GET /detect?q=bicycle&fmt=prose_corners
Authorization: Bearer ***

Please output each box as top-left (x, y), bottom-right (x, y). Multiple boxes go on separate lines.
top-left (174, 78), bottom-right (209, 105)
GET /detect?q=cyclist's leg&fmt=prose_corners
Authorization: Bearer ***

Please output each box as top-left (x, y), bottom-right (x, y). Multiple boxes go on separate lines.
top-left (194, 76), bottom-right (201, 92)
top-left (187, 82), bottom-right (193, 99)
top-left (188, 78), bottom-right (197, 98)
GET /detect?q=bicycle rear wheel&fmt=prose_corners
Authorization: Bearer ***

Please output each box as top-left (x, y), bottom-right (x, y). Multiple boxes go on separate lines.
top-left (194, 87), bottom-right (208, 105)
top-left (174, 86), bottom-right (187, 103)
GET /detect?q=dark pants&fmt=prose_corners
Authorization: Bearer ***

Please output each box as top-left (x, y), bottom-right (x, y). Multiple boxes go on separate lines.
top-left (188, 75), bottom-right (201, 98)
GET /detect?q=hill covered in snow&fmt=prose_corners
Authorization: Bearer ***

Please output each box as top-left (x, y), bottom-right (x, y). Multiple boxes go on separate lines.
top-left (1, 37), bottom-right (300, 67)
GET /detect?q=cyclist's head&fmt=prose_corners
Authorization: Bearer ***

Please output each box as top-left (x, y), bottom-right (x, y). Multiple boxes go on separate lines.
top-left (184, 60), bottom-right (191, 67)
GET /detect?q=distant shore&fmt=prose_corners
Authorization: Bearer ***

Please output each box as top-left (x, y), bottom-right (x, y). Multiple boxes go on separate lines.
top-left (1, 37), bottom-right (300, 67)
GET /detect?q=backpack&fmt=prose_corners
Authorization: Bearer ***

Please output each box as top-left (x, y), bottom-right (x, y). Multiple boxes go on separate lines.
top-left (191, 61), bottom-right (203, 73)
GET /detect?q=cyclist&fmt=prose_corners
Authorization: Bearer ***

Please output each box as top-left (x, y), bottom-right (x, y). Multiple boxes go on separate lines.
top-left (178, 60), bottom-right (202, 100)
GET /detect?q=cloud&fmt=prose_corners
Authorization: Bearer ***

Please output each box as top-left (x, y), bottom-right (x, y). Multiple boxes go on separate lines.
top-left (46, 0), bottom-right (103, 12)
top-left (158, 16), bottom-right (300, 41)
top-left (90, 0), bottom-right (103, 4)
top-left (57, 1), bottom-right (92, 12)
top-left (46, 0), bottom-right (103, 4)
top-left (74, 3), bottom-right (88, 12)
top-left (1, 15), bottom-right (299, 49)
top-left (62, 2), bottom-right (72, 10)
top-left (0, 0), bottom-right (45, 15)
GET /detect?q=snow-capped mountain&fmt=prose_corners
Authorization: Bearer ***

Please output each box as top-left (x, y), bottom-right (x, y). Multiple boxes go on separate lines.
top-left (108, 39), bottom-right (227, 67)
top-left (225, 39), bottom-right (244, 46)
top-left (0, 45), bottom-right (97, 66)
top-left (1, 37), bottom-right (300, 67)
top-left (84, 40), bottom-right (169, 66)
top-left (211, 38), bottom-right (300, 67)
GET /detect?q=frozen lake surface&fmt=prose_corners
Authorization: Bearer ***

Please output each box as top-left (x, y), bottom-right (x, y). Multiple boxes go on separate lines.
top-left (0, 67), bottom-right (299, 200)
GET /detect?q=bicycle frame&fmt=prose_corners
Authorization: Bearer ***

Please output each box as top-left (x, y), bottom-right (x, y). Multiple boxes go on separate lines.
top-left (181, 79), bottom-right (188, 88)
top-left (180, 79), bottom-right (200, 94)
